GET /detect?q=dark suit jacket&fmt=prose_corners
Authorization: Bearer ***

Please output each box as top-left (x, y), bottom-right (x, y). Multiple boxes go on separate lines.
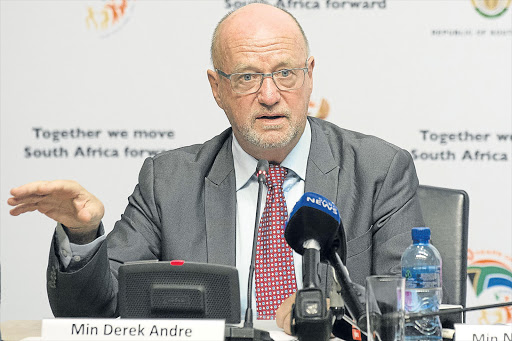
top-left (47, 117), bottom-right (424, 317)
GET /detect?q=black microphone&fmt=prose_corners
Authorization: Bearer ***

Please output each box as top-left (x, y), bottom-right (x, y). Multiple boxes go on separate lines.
top-left (285, 192), bottom-right (341, 261)
top-left (225, 160), bottom-right (272, 341)
top-left (245, 159), bottom-right (269, 327)
top-left (285, 193), bottom-right (368, 340)
top-left (285, 192), bottom-right (345, 341)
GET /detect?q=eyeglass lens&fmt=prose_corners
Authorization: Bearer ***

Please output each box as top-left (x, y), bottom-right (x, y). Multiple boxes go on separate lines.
top-left (231, 69), bottom-right (305, 94)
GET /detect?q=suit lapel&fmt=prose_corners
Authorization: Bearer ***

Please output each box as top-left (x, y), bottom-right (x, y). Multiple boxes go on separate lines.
top-left (305, 118), bottom-right (340, 203)
top-left (204, 135), bottom-right (237, 266)
top-left (304, 118), bottom-right (341, 292)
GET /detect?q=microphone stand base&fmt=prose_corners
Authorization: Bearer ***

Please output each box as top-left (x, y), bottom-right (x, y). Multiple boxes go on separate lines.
top-left (225, 326), bottom-right (273, 341)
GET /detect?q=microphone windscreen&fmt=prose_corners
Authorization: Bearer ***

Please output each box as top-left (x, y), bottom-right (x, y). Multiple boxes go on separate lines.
top-left (290, 192), bottom-right (341, 223)
top-left (285, 192), bottom-right (342, 261)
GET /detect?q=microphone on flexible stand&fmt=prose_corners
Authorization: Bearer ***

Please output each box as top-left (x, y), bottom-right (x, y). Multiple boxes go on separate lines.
top-left (374, 301), bottom-right (512, 340)
top-left (225, 160), bottom-right (272, 341)
top-left (329, 249), bottom-right (370, 341)
top-left (329, 249), bottom-right (367, 328)
top-left (245, 159), bottom-right (269, 328)
top-left (404, 301), bottom-right (512, 321)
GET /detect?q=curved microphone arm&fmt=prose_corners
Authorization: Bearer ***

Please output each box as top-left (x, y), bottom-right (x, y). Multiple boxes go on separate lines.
top-left (328, 248), bottom-right (368, 330)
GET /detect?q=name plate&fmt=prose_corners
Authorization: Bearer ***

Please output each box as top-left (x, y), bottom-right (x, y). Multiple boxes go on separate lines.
top-left (455, 324), bottom-right (512, 341)
top-left (41, 318), bottom-right (225, 341)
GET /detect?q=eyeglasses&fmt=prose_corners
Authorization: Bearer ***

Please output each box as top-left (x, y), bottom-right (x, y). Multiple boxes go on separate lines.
top-left (216, 63), bottom-right (309, 95)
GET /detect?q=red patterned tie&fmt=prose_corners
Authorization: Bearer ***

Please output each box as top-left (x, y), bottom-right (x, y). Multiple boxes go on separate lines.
top-left (255, 164), bottom-right (298, 319)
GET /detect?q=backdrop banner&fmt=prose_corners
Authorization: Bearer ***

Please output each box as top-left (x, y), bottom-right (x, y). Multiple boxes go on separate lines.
top-left (1, 0), bottom-right (511, 323)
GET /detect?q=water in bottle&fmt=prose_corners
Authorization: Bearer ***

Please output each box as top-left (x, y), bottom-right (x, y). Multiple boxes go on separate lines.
top-left (401, 227), bottom-right (442, 341)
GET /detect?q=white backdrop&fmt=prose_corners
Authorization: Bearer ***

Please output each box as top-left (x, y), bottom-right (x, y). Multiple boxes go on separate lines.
top-left (1, 0), bottom-right (511, 323)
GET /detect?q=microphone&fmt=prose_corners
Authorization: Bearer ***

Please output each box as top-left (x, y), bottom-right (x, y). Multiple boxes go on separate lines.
top-left (225, 160), bottom-right (272, 341)
top-left (245, 159), bottom-right (269, 327)
top-left (285, 192), bottom-right (341, 262)
top-left (284, 192), bottom-right (343, 341)
top-left (404, 301), bottom-right (512, 321)
top-left (285, 193), bottom-right (367, 340)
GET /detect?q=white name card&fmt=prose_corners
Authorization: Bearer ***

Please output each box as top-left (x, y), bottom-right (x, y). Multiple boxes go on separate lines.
top-left (41, 318), bottom-right (225, 341)
top-left (455, 324), bottom-right (512, 341)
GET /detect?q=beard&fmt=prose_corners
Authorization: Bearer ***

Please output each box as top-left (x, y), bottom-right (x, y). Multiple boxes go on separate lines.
top-left (237, 110), bottom-right (306, 149)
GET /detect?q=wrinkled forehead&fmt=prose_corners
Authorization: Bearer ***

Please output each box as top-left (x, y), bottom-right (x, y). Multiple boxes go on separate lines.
top-left (225, 33), bottom-right (306, 68)
top-left (214, 5), bottom-right (308, 68)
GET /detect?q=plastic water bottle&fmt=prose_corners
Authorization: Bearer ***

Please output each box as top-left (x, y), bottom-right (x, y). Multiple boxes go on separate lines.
top-left (401, 227), bottom-right (443, 341)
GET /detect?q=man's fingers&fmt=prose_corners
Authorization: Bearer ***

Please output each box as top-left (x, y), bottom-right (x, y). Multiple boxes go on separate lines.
top-left (10, 200), bottom-right (67, 218)
top-left (9, 203), bottom-right (39, 216)
top-left (10, 201), bottom-right (95, 229)
top-left (41, 180), bottom-right (82, 195)
top-left (9, 180), bottom-right (104, 241)
top-left (10, 180), bottom-right (81, 200)
top-left (9, 194), bottom-right (70, 213)
top-left (276, 292), bottom-right (296, 329)
top-left (8, 180), bottom-right (104, 228)
top-left (10, 181), bottom-right (50, 199)
top-left (9, 179), bottom-right (95, 216)
top-left (281, 310), bottom-right (292, 335)
top-left (7, 193), bottom-right (48, 206)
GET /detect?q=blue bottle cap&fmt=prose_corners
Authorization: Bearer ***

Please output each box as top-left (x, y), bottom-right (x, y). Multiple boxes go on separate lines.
top-left (412, 227), bottom-right (431, 242)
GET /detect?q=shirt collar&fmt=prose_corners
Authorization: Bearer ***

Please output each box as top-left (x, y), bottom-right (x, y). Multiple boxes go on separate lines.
top-left (232, 119), bottom-right (311, 191)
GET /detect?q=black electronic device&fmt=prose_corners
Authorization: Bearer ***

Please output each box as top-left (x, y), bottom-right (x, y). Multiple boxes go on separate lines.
top-left (118, 260), bottom-right (241, 324)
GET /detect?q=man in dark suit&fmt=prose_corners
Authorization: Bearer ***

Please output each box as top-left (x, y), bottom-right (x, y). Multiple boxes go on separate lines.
top-left (8, 2), bottom-right (424, 331)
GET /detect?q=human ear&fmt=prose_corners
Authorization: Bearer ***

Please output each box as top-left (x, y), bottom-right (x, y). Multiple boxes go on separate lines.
top-left (207, 69), bottom-right (224, 109)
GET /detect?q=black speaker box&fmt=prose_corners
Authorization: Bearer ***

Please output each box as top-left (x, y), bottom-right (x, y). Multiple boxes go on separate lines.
top-left (118, 260), bottom-right (241, 324)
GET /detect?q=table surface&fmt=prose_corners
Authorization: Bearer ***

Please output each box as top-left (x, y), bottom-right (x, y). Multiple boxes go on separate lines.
top-left (1, 320), bottom-right (42, 341)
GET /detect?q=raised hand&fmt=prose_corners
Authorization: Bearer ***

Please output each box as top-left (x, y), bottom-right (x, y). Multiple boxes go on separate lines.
top-left (8, 180), bottom-right (105, 244)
